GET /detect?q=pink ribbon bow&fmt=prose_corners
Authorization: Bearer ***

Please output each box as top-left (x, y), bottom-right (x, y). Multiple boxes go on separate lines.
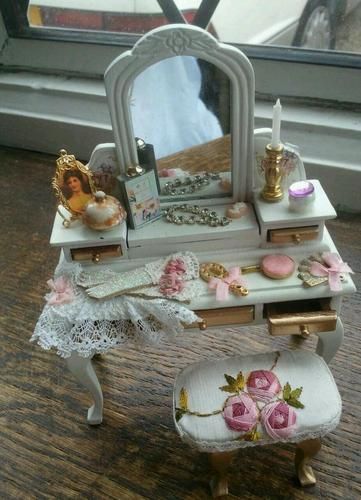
top-left (46, 276), bottom-right (75, 305)
top-left (310, 252), bottom-right (353, 292)
top-left (208, 266), bottom-right (246, 301)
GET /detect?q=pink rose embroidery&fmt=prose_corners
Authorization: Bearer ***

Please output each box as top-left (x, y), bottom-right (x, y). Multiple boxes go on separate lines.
top-left (261, 401), bottom-right (297, 439)
top-left (159, 274), bottom-right (185, 297)
top-left (222, 393), bottom-right (259, 432)
top-left (164, 258), bottom-right (187, 275)
top-left (159, 258), bottom-right (186, 297)
top-left (45, 276), bottom-right (74, 305)
top-left (247, 370), bottom-right (281, 403)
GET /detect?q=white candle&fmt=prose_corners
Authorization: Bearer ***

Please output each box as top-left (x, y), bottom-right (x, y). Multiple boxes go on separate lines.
top-left (271, 98), bottom-right (282, 148)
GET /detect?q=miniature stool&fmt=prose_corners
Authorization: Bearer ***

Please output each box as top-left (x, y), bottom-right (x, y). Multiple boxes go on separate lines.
top-left (173, 350), bottom-right (341, 497)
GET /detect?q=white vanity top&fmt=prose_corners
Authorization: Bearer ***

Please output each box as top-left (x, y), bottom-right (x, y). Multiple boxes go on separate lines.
top-left (127, 203), bottom-right (259, 248)
top-left (50, 212), bottom-right (127, 248)
top-left (254, 180), bottom-right (336, 226)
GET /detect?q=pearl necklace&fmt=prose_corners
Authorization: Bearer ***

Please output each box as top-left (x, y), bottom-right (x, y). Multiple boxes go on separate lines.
top-left (164, 204), bottom-right (231, 227)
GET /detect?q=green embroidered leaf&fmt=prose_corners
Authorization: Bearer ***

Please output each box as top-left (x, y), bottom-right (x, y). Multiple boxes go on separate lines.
top-left (287, 398), bottom-right (305, 409)
top-left (283, 382), bottom-right (305, 409)
top-left (235, 371), bottom-right (245, 391)
top-left (283, 382), bottom-right (291, 400)
top-left (290, 387), bottom-right (303, 400)
top-left (220, 371), bottom-right (245, 393)
top-left (175, 409), bottom-right (185, 422)
top-left (244, 426), bottom-right (262, 442)
top-left (179, 387), bottom-right (189, 411)
top-left (225, 374), bottom-right (237, 385)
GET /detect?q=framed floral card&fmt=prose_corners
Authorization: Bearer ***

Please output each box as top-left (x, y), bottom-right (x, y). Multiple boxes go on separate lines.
top-left (120, 170), bottom-right (161, 229)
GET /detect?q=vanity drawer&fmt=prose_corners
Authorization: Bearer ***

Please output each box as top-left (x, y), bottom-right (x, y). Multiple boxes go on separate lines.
top-left (265, 299), bottom-right (337, 337)
top-left (71, 245), bottom-right (123, 263)
top-left (190, 305), bottom-right (254, 330)
top-left (268, 225), bottom-right (319, 244)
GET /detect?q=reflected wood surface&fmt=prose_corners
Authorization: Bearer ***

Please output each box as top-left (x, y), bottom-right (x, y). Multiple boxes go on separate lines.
top-left (0, 145), bottom-right (360, 499)
top-left (157, 134), bottom-right (231, 174)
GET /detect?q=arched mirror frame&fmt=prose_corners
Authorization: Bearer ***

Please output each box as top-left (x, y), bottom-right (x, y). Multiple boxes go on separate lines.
top-left (104, 24), bottom-right (255, 204)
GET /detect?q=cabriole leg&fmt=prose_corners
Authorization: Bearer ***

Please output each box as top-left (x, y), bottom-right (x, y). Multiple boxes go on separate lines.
top-left (295, 438), bottom-right (322, 487)
top-left (66, 352), bottom-right (103, 425)
top-left (316, 318), bottom-right (344, 364)
top-left (209, 450), bottom-right (237, 498)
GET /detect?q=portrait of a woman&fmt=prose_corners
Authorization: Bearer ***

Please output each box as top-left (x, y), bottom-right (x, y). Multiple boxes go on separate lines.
top-left (62, 169), bottom-right (93, 214)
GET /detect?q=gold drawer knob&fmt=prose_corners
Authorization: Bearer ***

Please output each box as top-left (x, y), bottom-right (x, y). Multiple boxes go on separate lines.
top-left (92, 253), bottom-right (101, 264)
top-left (199, 320), bottom-right (208, 331)
top-left (293, 234), bottom-right (301, 244)
top-left (300, 325), bottom-right (310, 338)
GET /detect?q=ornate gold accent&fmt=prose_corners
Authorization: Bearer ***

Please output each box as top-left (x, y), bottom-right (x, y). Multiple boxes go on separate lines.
top-left (295, 438), bottom-right (322, 486)
top-left (261, 143), bottom-right (285, 202)
top-left (52, 149), bottom-right (96, 224)
top-left (200, 263), bottom-right (249, 296)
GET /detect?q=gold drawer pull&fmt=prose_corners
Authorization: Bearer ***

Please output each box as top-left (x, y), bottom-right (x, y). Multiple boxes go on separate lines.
top-left (92, 253), bottom-right (101, 264)
top-left (299, 325), bottom-right (310, 338)
top-left (293, 234), bottom-right (301, 244)
top-left (199, 319), bottom-right (208, 331)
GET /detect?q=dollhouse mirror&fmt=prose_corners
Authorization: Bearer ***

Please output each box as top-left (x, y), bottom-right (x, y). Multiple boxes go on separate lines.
top-left (104, 23), bottom-right (255, 204)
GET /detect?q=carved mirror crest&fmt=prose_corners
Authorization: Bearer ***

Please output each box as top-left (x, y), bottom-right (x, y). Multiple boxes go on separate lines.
top-left (104, 24), bottom-right (255, 204)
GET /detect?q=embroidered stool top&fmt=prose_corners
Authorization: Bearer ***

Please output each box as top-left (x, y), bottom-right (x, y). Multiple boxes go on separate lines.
top-left (173, 350), bottom-right (341, 453)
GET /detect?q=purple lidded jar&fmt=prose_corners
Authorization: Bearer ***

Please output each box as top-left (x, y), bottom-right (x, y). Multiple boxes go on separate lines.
top-left (288, 181), bottom-right (315, 212)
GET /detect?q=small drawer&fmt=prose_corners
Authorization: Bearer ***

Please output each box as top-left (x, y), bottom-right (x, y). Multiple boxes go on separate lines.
top-left (265, 299), bottom-right (337, 337)
top-left (189, 305), bottom-right (254, 330)
top-left (71, 244), bottom-right (123, 263)
top-left (268, 225), bottom-right (319, 245)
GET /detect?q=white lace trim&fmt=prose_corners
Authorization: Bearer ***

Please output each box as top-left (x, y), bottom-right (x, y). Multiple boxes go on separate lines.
top-left (31, 262), bottom-right (200, 358)
top-left (175, 413), bottom-right (341, 453)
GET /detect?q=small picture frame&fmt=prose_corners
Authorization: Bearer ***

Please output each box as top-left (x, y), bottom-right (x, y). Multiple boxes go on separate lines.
top-left (52, 149), bottom-right (96, 219)
top-left (119, 169), bottom-right (161, 229)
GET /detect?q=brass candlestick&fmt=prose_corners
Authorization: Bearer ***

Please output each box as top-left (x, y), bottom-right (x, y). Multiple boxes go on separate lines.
top-left (261, 143), bottom-right (285, 202)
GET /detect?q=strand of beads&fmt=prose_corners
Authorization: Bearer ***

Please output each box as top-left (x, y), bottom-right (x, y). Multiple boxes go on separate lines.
top-left (162, 173), bottom-right (221, 196)
top-left (163, 204), bottom-right (231, 227)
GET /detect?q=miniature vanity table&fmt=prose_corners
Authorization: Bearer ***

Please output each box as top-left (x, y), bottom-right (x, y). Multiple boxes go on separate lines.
top-left (32, 24), bottom-right (355, 429)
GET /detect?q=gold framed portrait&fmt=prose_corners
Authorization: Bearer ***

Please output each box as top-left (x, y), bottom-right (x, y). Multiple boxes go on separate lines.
top-left (52, 149), bottom-right (96, 218)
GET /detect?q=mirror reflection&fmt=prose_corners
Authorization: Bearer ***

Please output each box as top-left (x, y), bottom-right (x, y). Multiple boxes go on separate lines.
top-left (130, 56), bottom-right (232, 201)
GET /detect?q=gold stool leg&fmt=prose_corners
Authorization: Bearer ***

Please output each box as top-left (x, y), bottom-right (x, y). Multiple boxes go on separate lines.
top-left (209, 451), bottom-right (237, 498)
top-left (295, 438), bottom-right (322, 486)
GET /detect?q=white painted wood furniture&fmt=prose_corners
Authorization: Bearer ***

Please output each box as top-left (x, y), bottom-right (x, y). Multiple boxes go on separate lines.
top-left (41, 24), bottom-right (355, 426)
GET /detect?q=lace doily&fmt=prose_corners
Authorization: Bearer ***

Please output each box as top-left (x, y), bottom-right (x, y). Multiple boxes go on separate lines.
top-left (31, 262), bottom-right (201, 358)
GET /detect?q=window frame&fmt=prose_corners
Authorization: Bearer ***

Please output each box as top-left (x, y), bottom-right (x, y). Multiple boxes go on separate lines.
top-left (1, 0), bottom-right (361, 87)
top-left (0, 3), bottom-right (360, 211)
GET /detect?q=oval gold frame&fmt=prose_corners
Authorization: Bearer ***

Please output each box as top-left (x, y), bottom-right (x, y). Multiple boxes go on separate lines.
top-left (52, 149), bottom-right (97, 221)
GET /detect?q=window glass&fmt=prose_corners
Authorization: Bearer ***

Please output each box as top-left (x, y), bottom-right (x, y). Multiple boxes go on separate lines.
top-left (26, 0), bottom-right (361, 54)
top-left (27, 0), bottom-right (201, 34)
